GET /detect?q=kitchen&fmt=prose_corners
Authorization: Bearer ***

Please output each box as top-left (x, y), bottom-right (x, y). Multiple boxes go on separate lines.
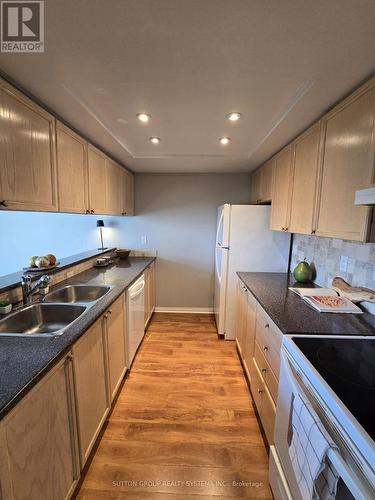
top-left (0, 1), bottom-right (375, 499)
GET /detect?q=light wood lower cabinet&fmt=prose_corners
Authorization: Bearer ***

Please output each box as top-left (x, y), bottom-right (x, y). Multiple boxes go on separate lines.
top-left (235, 278), bottom-right (282, 445)
top-left (56, 121), bottom-right (87, 214)
top-left (0, 356), bottom-right (79, 500)
top-left (235, 280), bottom-right (256, 372)
top-left (72, 317), bottom-right (110, 467)
top-left (0, 78), bottom-right (58, 212)
top-left (104, 294), bottom-right (127, 402)
top-left (144, 262), bottom-right (156, 328)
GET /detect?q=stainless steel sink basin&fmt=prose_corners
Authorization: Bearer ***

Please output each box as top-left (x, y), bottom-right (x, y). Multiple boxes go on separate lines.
top-left (0, 303), bottom-right (86, 337)
top-left (45, 285), bottom-right (111, 304)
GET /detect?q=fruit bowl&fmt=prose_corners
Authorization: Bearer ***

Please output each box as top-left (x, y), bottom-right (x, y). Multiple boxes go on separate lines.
top-left (115, 249), bottom-right (131, 259)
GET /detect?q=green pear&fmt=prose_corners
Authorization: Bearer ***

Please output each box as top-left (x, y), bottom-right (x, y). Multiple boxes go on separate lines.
top-left (293, 260), bottom-right (312, 283)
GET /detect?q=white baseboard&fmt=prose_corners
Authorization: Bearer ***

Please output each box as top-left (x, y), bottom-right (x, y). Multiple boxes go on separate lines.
top-left (154, 307), bottom-right (214, 314)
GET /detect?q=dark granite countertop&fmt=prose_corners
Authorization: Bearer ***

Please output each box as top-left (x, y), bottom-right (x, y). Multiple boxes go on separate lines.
top-left (0, 257), bottom-right (155, 420)
top-left (237, 272), bottom-right (375, 336)
top-left (0, 248), bottom-right (117, 294)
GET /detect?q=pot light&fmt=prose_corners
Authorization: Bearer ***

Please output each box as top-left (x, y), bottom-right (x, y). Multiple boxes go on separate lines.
top-left (150, 136), bottom-right (161, 144)
top-left (227, 112), bottom-right (242, 121)
top-left (137, 113), bottom-right (151, 123)
top-left (219, 137), bottom-right (231, 145)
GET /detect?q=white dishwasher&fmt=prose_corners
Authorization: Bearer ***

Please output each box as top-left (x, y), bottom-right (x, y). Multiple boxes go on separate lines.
top-left (126, 274), bottom-right (145, 367)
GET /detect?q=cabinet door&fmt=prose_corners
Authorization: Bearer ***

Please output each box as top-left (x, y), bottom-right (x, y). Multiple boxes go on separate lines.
top-left (235, 281), bottom-right (248, 359)
top-left (149, 261), bottom-right (156, 314)
top-left (73, 317), bottom-right (109, 467)
top-left (289, 122), bottom-right (322, 235)
top-left (106, 160), bottom-right (123, 215)
top-left (316, 86), bottom-right (375, 241)
top-left (0, 79), bottom-right (57, 212)
top-left (243, 290), bottom-right (256, 373)
top-left (1, 356), bottom-right (79, 500)
top-left (56, 122), bottom-right (87, 213)
top-left (144, 266), bottom-right (151, 326)
top-left (105, 294), bottom-right (127, 401)
top-left (270, 145), bottom-right (293, 231)
top-left (260, 159), bottom-right (273, 202)
top-left (87, 145), bottom-right (108, 215)
top-left (123, 170), bottom-right (134, 216)
top-left (250, 169), bottom-right (262, 204)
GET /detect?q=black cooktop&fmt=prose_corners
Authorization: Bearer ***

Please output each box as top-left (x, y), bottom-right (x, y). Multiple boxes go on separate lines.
top-left (293, 337), bottom-right (375, 443)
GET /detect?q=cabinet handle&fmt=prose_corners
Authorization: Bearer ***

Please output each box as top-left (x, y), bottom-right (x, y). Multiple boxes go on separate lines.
top-left (257, 389), bottom-right (263, 394)
top-left (285, 227), bottom-right (288, 231)
top-left (103, 313), bottom-right (108, 319)
top-left (311, 229), bottom-right (316, 235)
top-left (0, 200), bottom-right (9, 207)
top-left (281, 227), bottom-right (285, 231)
top-left (263, 345), bottom-right (269, 352)
top-left (91, 209), bottom-right (95, 214)
top-left (264, 323), bottom-right (269, 329)
top-left (122, 211), bottom-right (127, 216)
top-left (108, 309), bottom-right (112, 314)
top-left (67, 353), bottom-right (74, 361)
top-left (242, 286), bottom-right (247, 291)
top-left (85, 209), bottom-right (90, 214)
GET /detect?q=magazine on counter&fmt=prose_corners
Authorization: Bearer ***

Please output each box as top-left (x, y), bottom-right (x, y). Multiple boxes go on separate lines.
top-left (288, 287), bottom-right (363, 314)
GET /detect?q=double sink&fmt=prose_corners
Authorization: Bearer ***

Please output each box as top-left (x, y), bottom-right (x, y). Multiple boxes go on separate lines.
top-left (0, 285), bottom-right (111, 337)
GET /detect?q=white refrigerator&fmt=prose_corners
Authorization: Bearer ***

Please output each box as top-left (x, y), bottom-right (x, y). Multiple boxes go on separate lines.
top-left (214, 204), bottom-right (291, 340)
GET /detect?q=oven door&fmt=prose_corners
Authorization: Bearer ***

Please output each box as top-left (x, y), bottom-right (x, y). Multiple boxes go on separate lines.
top-left (271, 347), bottom-right (373, 500)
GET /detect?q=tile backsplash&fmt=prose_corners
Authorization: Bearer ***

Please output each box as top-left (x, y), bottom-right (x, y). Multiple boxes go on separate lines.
top-left (291, 234), bottom-right (375, 290)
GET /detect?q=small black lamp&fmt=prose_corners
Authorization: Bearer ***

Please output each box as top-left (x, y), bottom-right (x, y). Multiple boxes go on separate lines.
top-left (97, 220), bottom-right (107, 250)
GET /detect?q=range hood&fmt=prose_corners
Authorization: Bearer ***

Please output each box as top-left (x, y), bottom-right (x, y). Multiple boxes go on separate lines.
top-left (355, 186), bottom-right (375, 205)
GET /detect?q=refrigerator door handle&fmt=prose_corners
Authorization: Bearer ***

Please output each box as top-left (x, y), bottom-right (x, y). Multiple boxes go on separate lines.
top-left (216, 210), bottom-right (224, 247)
top-left (215, 248), bottom-right (222, 284)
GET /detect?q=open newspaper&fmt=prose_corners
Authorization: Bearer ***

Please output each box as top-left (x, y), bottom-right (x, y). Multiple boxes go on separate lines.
top-left (288, 287), bottom-right (363, 314)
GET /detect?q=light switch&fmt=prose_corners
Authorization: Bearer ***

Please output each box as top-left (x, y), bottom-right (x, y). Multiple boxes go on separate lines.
top-left (141, 235), bottom-right (148, 245)
top-left (339, 255), bottom-right (348, 272)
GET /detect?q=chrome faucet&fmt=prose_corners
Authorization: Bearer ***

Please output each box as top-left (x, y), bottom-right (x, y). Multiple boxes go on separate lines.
top-left (21, 274), bottom-right (52, 305)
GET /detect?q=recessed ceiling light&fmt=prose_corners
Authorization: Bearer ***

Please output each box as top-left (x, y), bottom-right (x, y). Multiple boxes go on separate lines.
top-left (219, 137), bottom-right (231, 145)
top-left (227, 112), bottom-right (242, 121)
top-left (150, 136), bottom-right (161, 144)
top-left (137, 113), bottom-right (151, 123)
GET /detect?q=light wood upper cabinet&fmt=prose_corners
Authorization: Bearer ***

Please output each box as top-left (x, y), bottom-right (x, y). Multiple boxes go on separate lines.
top-left (104, 294), bottom-right (127, 402)
top-left (250, 161), bottom-right (273, 204)
top-left (250, 168), bottom-right (262, 204)
top-left (123, 169), bottom-right (135, 216)
top-left (270, 145), bottom-right (293, 231)
top-left (106, 160), bottom-right (123, 216)
top-left (260, 159), bottom-right (273, 202)
top-left (288, 122), bottom-right (322, 235)
top-left (72, 317), bottom-right (109, 467)
top-left (87, 145), bottom-right (108, 215)
top-left (315, 84), bottom-right (375, 241)
top-left (56, 122), bottom-right (87, 213)
top-left (0, 79), bottom-right (58, 212)
top-left (0, 356), bottom-right (79, 500)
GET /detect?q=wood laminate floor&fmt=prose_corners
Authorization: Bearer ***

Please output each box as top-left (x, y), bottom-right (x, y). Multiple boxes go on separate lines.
top-left (76, 313), bottom-right (272, 499)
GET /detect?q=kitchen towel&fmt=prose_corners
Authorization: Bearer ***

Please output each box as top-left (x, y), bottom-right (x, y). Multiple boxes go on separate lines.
top-left (288, 392), bottom-right (339, 500)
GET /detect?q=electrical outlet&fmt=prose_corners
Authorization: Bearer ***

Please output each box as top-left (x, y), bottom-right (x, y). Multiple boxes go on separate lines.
top-left (141, 235), bottom-right (148, 245)
top-left (339, 255), bottom-right (348, 272)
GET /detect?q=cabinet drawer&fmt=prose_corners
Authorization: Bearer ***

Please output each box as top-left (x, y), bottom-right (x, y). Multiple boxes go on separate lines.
top-left (254, 340), bottom-right (279, 404)
top-left (255, 307), bottom-right (283, 377)
top-left (250, 357), bottom-right (276, 444)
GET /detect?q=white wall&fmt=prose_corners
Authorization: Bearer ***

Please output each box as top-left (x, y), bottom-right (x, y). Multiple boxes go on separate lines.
top-left (0, 211), bottom-right (116, 276)
top-left (114, 173), bottom-right (250, 310)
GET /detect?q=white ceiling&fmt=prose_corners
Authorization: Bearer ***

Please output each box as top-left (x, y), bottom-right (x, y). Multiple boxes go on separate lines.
top-left (1, 0), bottom-right (375, 173)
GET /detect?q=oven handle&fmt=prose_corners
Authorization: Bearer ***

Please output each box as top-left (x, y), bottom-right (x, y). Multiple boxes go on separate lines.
top-left (281, 349), bottom-right (371, 500)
